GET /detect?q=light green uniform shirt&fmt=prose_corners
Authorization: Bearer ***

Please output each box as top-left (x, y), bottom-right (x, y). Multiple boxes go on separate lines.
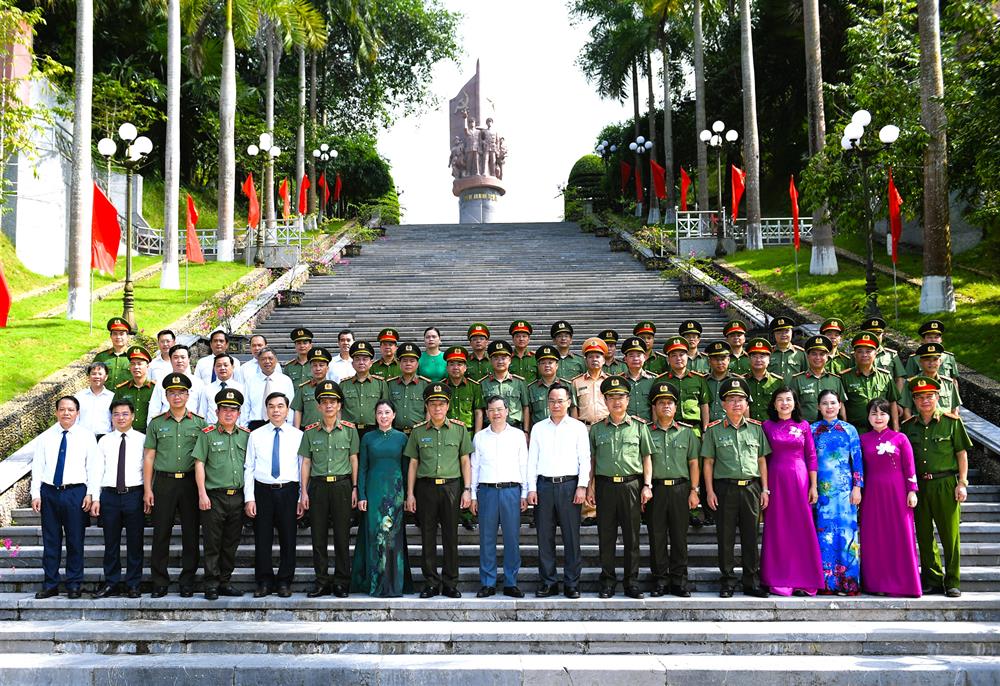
top-left (144, 411), bottom-right (208, 473)
top-left (387, 375), bottom-right (430, 431)
top-left (649, 421), bottom-right (701, 480)
top-left (340, 375), bottom-right (390, 427)
top-left (404, 419), bottom-right (472, 479)
top-left (298, 419), bottom-right (359, 476)
top-left (701, 417), bottom-right (771, 480)
top-left (479, 373), bottom-right (531, 425)
top-left (589, 415), bottom-right (653, 477)
top-left (192, 424), bottom-right (249, 490)
top-left (901, 410), bottom-right (972, 474)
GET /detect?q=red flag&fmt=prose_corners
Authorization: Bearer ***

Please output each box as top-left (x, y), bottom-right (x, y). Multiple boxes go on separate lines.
top-left (619, 161), bottom-right (631, 195)
top-left (318, 173), bottom-right (330, 207)
top-left (731, 165), bottom-right (746, 222)
top-left (888, 168), bottom-right (903, 264)
top-left (649, 159), bottom-right (666, 201)
top-left (278, 178), bottom-right (290, 221)
top-left (0, 259), bottom-right (11, 328)
top-left (333, 173), bottom-right (342, 202)
top-left (297, 173), bottom-right (311, 215)
top-left (91, 181), bottom-right (120, 275)
top-left (634, 165), bottom-right (643, 203)
top-left (680, 167), bottom-right (691, 212)
top-left (185, 194), bottom-right (205, 264)
top-left (241, 173), bottom-right (260, 229)
top-left (789, 175), bottom-right (801, 250)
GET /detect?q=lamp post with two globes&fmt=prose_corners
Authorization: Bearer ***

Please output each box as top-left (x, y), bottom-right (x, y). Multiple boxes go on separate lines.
top-left (699, 120), bottom-right (738, 256)
top-left (97, 123), bottom-right (153, 333)
top-left (312, 143), bottom-right (338, 222)
top-left (247, 133), bottom-right (280, 266)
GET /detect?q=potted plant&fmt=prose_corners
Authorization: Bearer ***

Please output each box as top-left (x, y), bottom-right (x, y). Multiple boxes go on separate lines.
top-left (276, 289), bottom-right (305, 307)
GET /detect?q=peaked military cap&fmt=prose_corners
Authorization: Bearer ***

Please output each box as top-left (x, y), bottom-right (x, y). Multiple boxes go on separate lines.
top-left (723, 320), bottom-right (747, 336)
top-left (805, 335), bottom-right (833, 353)
top-left (620, 336), bottom-right (648, 356)
top-left (851, 332), bottom-right (879, 349)
top-left (308, 346), bottom-right (333, 363)
top-left (582, 337), bottom-right (609, 356)
top-left (769, 316), bottom-right (795, 331)
top-left (377, 328), bottom-right (400, 343)
top-left (290, 327), bottom-right (313, 342)
top-left (534, 345), bottom-right (560, 362)
top-left (348, 341), bottom-right (375, 358)
top-left (908, 375), bottom-right (941, 395)
top-left (467, 323), bottom-right (490, 339)
top-left (397, 342), bottom-right (421, 360)
top-left (598, 329), bottom-right (620, 345)
top-left (487, 340), bottom-right (513, 357)
top-left (444, 345), bottom-right (469, 362)
top-left (719, 377), bottom-right (751, 399)
top-left (600, 375), bottom-right (631, 395)
top-left (126, 345), bottom-right (152, 362)
top-left (746, 337), bottom-right (773, 355)
top-left (314, 380), bottom-right (343, 401)
top-left (862, 317), bottom-right (887, 333)
top-left (820, 318), bottom-right (846, 334)
top-left (106, 317), bottom-right (130, 332)
top-left (705, 340), bottom-right (732, 357)
top-left (915, 342), bottom-right (944, 358)
top-left (633, 320), bottom-right (656, 336)
top-left (679, 320), bottom-right (703, 336)
top-left (215, 388), bottom-right (244, 408)
top-left (423, 383), bottom-right (452, 402)
top-left (550, 320), bottom-right (574, 338)
top-left (649, 381), bottom-right (680, 404)
top-left (662, 336), bottom-right (689, 355)
top-left (509, 320), bottom-right (533, 335)
top-left (918, 320), bottom-right (945, 336)
top-left (162, 373), bottom-right (192, 391)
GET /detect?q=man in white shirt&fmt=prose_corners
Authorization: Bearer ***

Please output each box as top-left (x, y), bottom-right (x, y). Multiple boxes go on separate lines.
top-left (244, 392), bottom-right (303, 597)
top-left (236, 334), bottom-right (272, 384)
top-left (194, 330), bottom-right (241, 384)
top-left (75, 362), bottom-right (114, 437)
top-left (199, 353), bottom-right (245, 425)
top-left (470, 395), bottom-right (528, 598)
top-left (30, 396), bottom-right (103, 599)
top-left (526, 382), bottom-right (591, 599)
top-left (147, 344), bottom-right (204, 417)
top-left (243, 347), bottom-right (296, 430)
top-left (328, 329), bottom-right (355, 382)
top-left (148, 329), bottom-right (176, 383)
top-left (90, 399), bottom-right (146, 599)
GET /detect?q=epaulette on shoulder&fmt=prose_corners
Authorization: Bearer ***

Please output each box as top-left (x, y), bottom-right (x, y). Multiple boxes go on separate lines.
top-left (341, 420), bottom-right (356, 428)
top-left (746, 418), bottom-right (762, 425)
top-left (943, 411), bottom-right (961, 421)
top-left (151, 412), bottom-right (168, 421)
top-left (630, 415), bottom-right (648, 424)
top-left (690, 370), bottom-right (706, 378)
top-left (641, 370), bottom-right (656, 378)
top-left (524, 350), bottom-right (535, 357)
top-left (791, 370), bottom-right (806, 378)
top-left (676, 420), bottom-right (694, 428)
top-left (901, 415), bottom-right (917, 425)
top-left (838, 368), bottom-right (855, 376)
top-left (792, 344), bottom-right (805, 351)
top-left (304, 422), bottom-right (320, 431)
top-left (370, 373), bottom-right (385, 380)
top-left (144, 380), bottom-right (156, 388)
top-left (706, 419), bottom-right (723, 428)
top-left (417, 375), bottom-right (432, 382)
top-left (284, 358), bottom-right (299, 366)
top-left (202, 425), bottom-right (216, 433)
top-left (238, 425), bottom-right (251, 433)
top-left (115, 379), bottom-right (132, 389)
top-left (413, 420), bottom-right (429, 428)
top-left (448, 418), bottom-right (466, 427)
top-left (298, 379), bottom-right (313, 387)
top-left (187, 411), bottom-right (204, 420)
top-left (510, 373), bottom-right (525, 380)
top-left (387, 375), bottom-right (401, 382)
top-left (340, 374), bottom-right (357, 383)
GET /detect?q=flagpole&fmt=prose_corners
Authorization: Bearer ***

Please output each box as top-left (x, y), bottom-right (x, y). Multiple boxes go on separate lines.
top-left (794, 246), bottom-right (800, 295)
top-left (893, 263), bottom-right (899, 322)
top-left (89, 268), bottom-right (94, 334)
top-left (185, 257), bottom-right (189, 303)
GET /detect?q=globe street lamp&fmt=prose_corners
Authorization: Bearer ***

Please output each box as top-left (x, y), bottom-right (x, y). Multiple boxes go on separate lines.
top-left (311, 144), bottom-right (338, 222)
top-left (595, 139), bottom-right (617, 164)
top-left (628, 136), bottom-right (654, 217)
top-left (97, 123), bottom-right (153, 333)
top-left (248, 133), bottom-right (280, 266)
top-left (699, 120), bottom-right (738, 256)
top-left (841, 109), bottom-right (899, 317)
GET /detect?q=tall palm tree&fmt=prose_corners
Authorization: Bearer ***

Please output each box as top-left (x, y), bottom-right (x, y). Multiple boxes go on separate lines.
top-left (67, 0), bottom-right (93, 320)
top-left (644, 0), bottom-right (683, 211)
top-left (693, 0), bottom-right (708, 210)
top-left (161, 0), bottom-right (182, 288)
top-left (738, 0), bottom-right (762, 249)
top-left (917, 0), bottom-right (954, 312)
top-left (296, 44), bottom-right (305, 220)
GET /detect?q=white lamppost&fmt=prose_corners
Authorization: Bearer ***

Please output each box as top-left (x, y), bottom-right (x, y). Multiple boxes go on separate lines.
top-left (628, 136), bottom-right (654, 217)
top-left (699, 120), bottom-right (738, 255)
top-left (248, 133), bottom-right (280, 266)
top-left (311, 143), bottom-right (338, 222)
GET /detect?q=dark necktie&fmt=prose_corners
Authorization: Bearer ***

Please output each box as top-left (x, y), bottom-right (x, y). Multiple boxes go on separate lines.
top-left (117, 433), bottom-right (127, 491)
top-left (220, 381), bottom-right (227, 389)
top-left (211, 368), bottom-right (217, 383)
top-left (271, 427), bottom-right (281, 478)
top-left (53, 430), bottom-right (68, 487)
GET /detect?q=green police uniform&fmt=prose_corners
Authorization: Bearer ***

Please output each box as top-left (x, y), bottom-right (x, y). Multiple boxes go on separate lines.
top-left (480, 373), bottom-right (531, 428)
top-left (827, 351), bottom-right (853, 375)
top-left (290, 379), bottom-right (324, 428)
top-left (904, 350), bottom-right (958, 380)
top-left (900, 374), bottom-right (961, 415)
top-left (558, 353), bottom-right (586, 380)
top-left (340, 375), bottom-right (390, 431)
top-left (902, 409), bottom-right (972, 591)
top-left (370, 358), bottom-right (400, 380)
top-left (622, 371), bottom-right (656, 422)
top-left (706, 374), bottom-right (739, 422)
top-left (444, 377), bottom-right (484, 431)
top-left (839, 367), bottom-right (899, 431)
top-left (113, 379), bottom-right (156, 433)
top-left (787, 371), bottom-right (848, 423)
top-left (510, 351), bottom-right (537, 383)
top-left (687, 351), bottom-right (711, 376)
top-left (603, 357), bottom-right (628, 376)
top-left (659, 370), bottom-right (710, 432)
top-left (728, 351), bottom-right (750, 377)
top-left (299, 418), bottom-right (360, 589)
top-left (744, 371), bottom-right (784, 422)
top-left (527, 377), bottom-right (577, 425)
top-left (874, 346), bottom-right (901, 375)
top-left (94, 349), bottom-right (132, 389)
top-left (768, 345), bottom-right (806, 378)
top-left (643, 351), bottom-right (669, 376)
top-left (282, 358), bottom-right (309, 387)
top-left (647, 419), bottom-right (700, 591)
top-left (388, 375), bottom-right (430, 432)
top-left (466, 354), bottom-right (492, 382)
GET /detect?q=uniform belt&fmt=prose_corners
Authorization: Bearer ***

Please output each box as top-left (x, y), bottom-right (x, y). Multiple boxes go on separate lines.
top-left (320, 473), bottom-right (352, 483)
top-left (209, 487), bottom-right (242, 496)
top-left (48, 482), bottom-right (84, 491)
top-left (920, 471), bottom-right (957, 480)
top-left (596, 474), bottom-right (641, 484)
top-left (156, 470), bottom-right (192, 479)
top-left (478, 482), bottom-right (520, 489)
top-left (654, 478), bottom-right (688, 487)
top-left (102, 485), bottom-right (143, 494)
top-left (718, 478), bottom-right (758, 487)
top-left (256, 480), bottom-right (298, 490)
top-left (420, 477), bottom-right (460, 485)
top-left (537, 475), bottom-right (577, 484)
top-left (355, 424), bottom-right (368, 430)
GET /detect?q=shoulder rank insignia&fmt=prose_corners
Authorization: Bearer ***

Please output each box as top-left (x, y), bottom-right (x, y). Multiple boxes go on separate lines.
top-left (202, 425), bottom-right (216, 433)
top-left (304, 422), bottom-right (320, 431)
top-left (341, 420), bottom-right (356, 428)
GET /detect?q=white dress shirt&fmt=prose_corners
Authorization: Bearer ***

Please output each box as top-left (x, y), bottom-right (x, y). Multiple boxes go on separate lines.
top-left (147, 372), bottom-right (204, 417)
top-left (471, 424), bottom-right (529, 499)
top-left (243, 370), bottom-right (296, 422)
top-left (148, 356), bottom-right (173, 383)
top-left (235, 358), bottom-right (281, 385)
top-left (527, 416), bottom-right (592, 492)
top-left (93, 428), bottom-right (146, 499)
top-left (30, 422), bottom-right (103, 500)
top-left (328, 356), bottom-right (354, 383)
top-left (244, 421), bottom-right (304, 500)
top-left (74, 387), bottom-right (114, 435)
top-left (194, 353), bottom-right (241, 385)
top-left (198, 378), bottom-right (246, 425)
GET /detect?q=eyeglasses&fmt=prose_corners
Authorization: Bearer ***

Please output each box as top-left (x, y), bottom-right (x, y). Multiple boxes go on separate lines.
top-left (547, 398), bottom-right (569, 405)
top-left (111, 412), bottom-right (133, 418)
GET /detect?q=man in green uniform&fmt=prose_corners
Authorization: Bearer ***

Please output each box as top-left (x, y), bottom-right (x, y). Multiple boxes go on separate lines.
top-left (371, 328), bottom-right (401, 380)
top-left (142, 373), bottom-right (207, 597)
top-left (283, 328), bottom-right (314, 387)
top-left (291, 347), bottom-right (332, 429)
top-left (768, 317), bottom-right (806, 378)
top-left (860, 316), bottom-right (902, 378)
top-left (551, 320), bottom-right (586, 379)
top-left (340, 340), bottom-right (391, 437)
top-left (820, 318), bottom-right (852, 375)
top-left (704, 341), bottom-right (738, 422)
top-left (646, 381), bottom-right (701, 597)
top-left (404, 383), bottom-right (473, 598)
top-left (298, 380), bottom-right (360, 598)
top-left (839, 332), bottom-right (900, 431)
top-left (702, 377), bottom-right (771, 598)
top-left (743, 338), bottom-right (784, 422)
top-left (443, 346), bottom-right (484, 433)
top-left (113, 346), bottom-right (156, 432)
top-left (634, 321), bottom-right (667, 376)
top-left (904, 320), bottom-right (959, 383)
top-left (480, 340), bottom-right (531, 429)
top-left (527, 345), bottom-right (577, 428)
top-left (680, 320), bottom-right (710, 375)
top-left (599, 329), bottom-right (627, 375)
top-left (193, 388), bottom-right (249, 600)
top-left (900, 343), bottom-right (962, 420)
top-left (388, 342), bottom-right (430, 433)
top-left (509, 321), bottom-right (537, 383)
top-left (723, 320), bottom-right (751, 377)
top-left (616, 336), bottom-right (656, 423)
top-left (466, 323), bottom-right (492, 381)
top-left (660, 336), bottom-right (710, 433)
top-left (94, 317), bottom-right (133, 388)
top-left (788, 335), bottom-right (848, 422)
top-left (901, 376), bottom-right (971, 597)
top-left (585, 375), bottom-right (653, 599)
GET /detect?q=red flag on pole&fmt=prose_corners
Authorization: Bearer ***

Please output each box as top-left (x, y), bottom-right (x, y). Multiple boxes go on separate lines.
top-left (888, 168), bottom-right (903, 264)
top-left (679, 167), bottom-right (691, 212)
top-left (278, 178), bottom-right (290, 221)
top-left (649, 159), bottom-right (666, 201)
top-left (318, 173), bottom-right (330, 207)
top-left (0, 259), bottom-right (11, 328)
top-left (333, 173), bottom-right (342, 202)
top-left (619, 161), bottom-right (631, 196)
top-left (634, 165), bottom-right (643, 203)
top-left (789, 175), bottom-right (801, 250)
top-left (91, 181), bottom-right (120, 275)
top-left (298, 173), bottom-right (311, 215)
top-left (241, 173), bottom-right (260, 229)
top-left (730, 165), bottom-right (746, 222)
top-left (185, 194), bottom-right (205, 264)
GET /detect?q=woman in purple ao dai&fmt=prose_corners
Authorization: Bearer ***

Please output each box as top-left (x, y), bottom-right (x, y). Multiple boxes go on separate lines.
top-left (859, 397), bottom-right (921, 597)
top-left (761, 388), bottom-right (824, 596)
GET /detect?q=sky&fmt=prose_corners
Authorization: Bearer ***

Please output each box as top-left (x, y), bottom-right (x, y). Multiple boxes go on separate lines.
top-left (378, 0), bottom-right (633, 225)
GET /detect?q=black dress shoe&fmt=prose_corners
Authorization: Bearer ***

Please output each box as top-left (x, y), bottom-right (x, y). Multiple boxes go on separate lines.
top-left (503, 586), bottom-right (524, 598)
top-left (126, 587), bottom-right (142, 599)
top-left (332, 586), bottom-right (349, 598)
top-left (598, 586), bottom-right (615, 599)
top-left (945, 587), bottom-right (962, 598)
top-left (277, 585), bottom-right (292, 598)
top-left (66, 588), bottom-right (82, 599)
top-left (745, 587), bottom-right (769, 598)
top-left (419, 586), bottom-right (439, 599)
top-left (253, 586), bottom-right (272, 598)
top-left (922, 585), bottom-right (943, 595)
top-left (93, 584), bottom-right (121, 599)
top-left (563, 587), bottom-right (580, 599)
top-left (477, 586), bottom-right (496, 598)
top-left (792, 589), bottom-right (810, 597)
top-left (624, 586), bottom-right (644, 599)
top-left (218, 585), bottom-right (243, 597)
top-left (307, 585), bottom-right (331, 598)
top-left (535, 584), bottom-right (560, 598)
top-left (151, 586), bottom-right (168, 598)
top-left (442, 586), bottom-right (462, 599)
top-left (670, 585), bottom-right (691, 598)
top-left (650, 585), bottom-right (668, 598)
top-left (719, 588), bottom-right (734, 598)
top-left (689, 513), bottom-right (704, 528)
top-left (204, 588), bottom-right (219, 601)
top-left (34, 587), bottom-right (59, 600)
top-left (180, 587), bottom-right (194, 598)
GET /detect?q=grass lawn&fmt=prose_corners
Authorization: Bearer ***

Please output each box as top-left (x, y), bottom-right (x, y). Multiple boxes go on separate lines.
top-left (141, 179), bottom-right (220, 232)
top-left (832, 232), bottom-right (999, 282)
top-left (0, 261), bottom-right (252, 404)
top-left (724, 245), bottom-right (1000, 381)
top-left (1, 233), bottom-right (64, 296)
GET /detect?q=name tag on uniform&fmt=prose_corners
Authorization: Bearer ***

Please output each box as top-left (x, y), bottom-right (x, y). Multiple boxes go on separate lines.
top-left (420, 437), bottom-right (433, 443)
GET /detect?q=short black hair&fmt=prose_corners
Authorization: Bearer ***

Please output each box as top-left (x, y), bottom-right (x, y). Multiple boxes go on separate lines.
top-left (767, 386), bottom-right (803, 422)
top-left (210, 330), bottom-right (229, 342)
top-left (169, 344), bottom-right (190, 357)
top-left (485, 395), bottom-right (508, 409)
top-left (214, 353), bottom-right (235, 367)
top-left (375, 399), bottom-right (396, 414)
top-left (547, 383), bottom-right (571, 399)
top-left (867, 397), bottom-right (892, 417)
top-left (156, 329), bottom-right (176, 340)
top-left (338, 329), bottom-right (354, 341)
top-left (110, 398), bottom-right (135, 414)
top-left (424, 326), bottom-right (441, 337)
top-left (250, 334), bottom-right (267, 344)
top-left (56, 395), bottom-right (80, 411)
top-left (87, 361), bottom-right (109, 375)
top-left (265, 392), bottom-right (289, 407)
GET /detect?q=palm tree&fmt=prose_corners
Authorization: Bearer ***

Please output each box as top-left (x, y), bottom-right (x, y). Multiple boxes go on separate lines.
top-left (161, 0), bottom-right (182, 288)
top-left (67, 0), bottom-right (93, 320)
top-left (917, 0), bottom-right (954, 312)
top-left (693, 0), bottom-right (708, 211)
top-left (644, 0), bottom-right (683, 211)
top-left (738, 0), bottom-right (762, 249)
top-left (296, 44), bottom-right (305, 221)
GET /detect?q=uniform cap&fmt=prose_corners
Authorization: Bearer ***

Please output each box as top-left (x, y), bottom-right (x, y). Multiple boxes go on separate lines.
top-left (509, 320), bottom-right (533, 335)
top-left (348, 341), bottom-right (375, 358)
top-left (820, 318), bottom-right (846, 334)
top-left (377, 328), bottom-right (400, 343)
top-left (581, 337), bottom-right (609, 356)
top-left (746, 337), bottom-right (773, 355)
top-left (805, 335), bottom-right (833, 353)
top-left (719, 377), bottom-right (751, 399)
top-left (467, 323), bottom-right (490, 339)
top-left (723, 320), bottom-right (747, 336)
top-left (162, 373), bottom-right (192, 391)
top-left (620, 336), bottom-right (648, 356)
top-left (397, 342), bottom-right (421, 360)
top-left (598, 329), bottom-right (620, 345)
top-left (550, 320), bottom-right (574, 338)
top-left (679, 320), bottom-right (703, 336)
top-left (662, 336), bottom-right (689, 355)
top-left (534, 345), bottom-right (560, 362)
top-left (908, 375), bottom-right (941, 395)
top-left (648, 381), bottom-right (679, 404)
top-left (308, 346), bottom-right (333, 363)
top-left (705, 340), bottom-right (732, 357)
top-left (632, 320), bottom-right (656, 336)
top-left (851, 332), bottom-right (879, 350)
top-left (487, 340), bottom-right (513, 357)
top-left (918, 320), bottom-right (945, 336)
top-left (106, 317), bottom-right (130, 333)
top-left (314, 380), bottom-right (343, 401)
top-left (215, 388), bottom-right (245, 408)
top-left (423, 383), bottom-right (452, 402)
top-left (126, 345), bottom-right (152, 363)
top-left (769, 316), bottom-right (795, 331)
top-left (290, 327), bottom-right (313, 342)
top-left (444, 345), bottom-right (469, 362)
top-left (600, 375), bottom-right (631, 395)
top-left (862, 317), bottom-right (887, 333)
top-left (915, 343), bottom-right (943, 358)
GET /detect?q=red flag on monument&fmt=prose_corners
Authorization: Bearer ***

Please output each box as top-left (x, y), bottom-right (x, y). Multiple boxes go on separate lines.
top-left (278, 178), bottom-right (290, 220)
top-left (91, 181), bottom-right (120, 275)
top-left (619, 161), bottom-right (631, 196)
top-left (679, 167), bottom-right (691, 212)
top-left (298, 173), bottom-right (311, 215)
top-left (334, 173), bottom-right (342, 202)
top-left (731, 165), bottom-right (746, 222)
top-left (241, 173), bottom-right (260, 229)
top-left (649, 159), bottom-right (666, 201)
top-left (0, 259), bottom-right (11, 328)
top-left (888, 168), bottom-right (903, 264)
top-left (789, 175), bottom-right (801, 250)
top-left (185, 194), bottom-right (205, 264)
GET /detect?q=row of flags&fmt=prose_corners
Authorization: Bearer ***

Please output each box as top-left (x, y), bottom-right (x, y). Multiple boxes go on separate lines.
top-left (241, 172), bottom-right (341, 230)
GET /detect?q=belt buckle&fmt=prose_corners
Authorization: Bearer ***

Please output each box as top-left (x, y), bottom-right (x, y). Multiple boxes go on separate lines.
top-left (226, 489), bottom-right (237, 496)
top-left (173, 473), bottom-right (185, 479)
top-left (325, 476), bottom-right (337, 482)
top-left (358, 424), bottom-right (367, 430)
top-left (434, 478), bottom-right (446, 485)
top-left (662, 479), bottom-right (675, 486)
top-left (613, 476), bottom-right (623, 483)
top-left (117, 487), bottom-right (129, 495)
top-left (737, 479), bottom-right (750, 487)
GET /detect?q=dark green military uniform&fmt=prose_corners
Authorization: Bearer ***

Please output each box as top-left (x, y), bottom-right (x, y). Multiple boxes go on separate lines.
top-left (466, 354), bottom-right (492, 381)
top-left (643, 351), bottom-right (668, 376)
top-left (371, 358), bottom-right (400, 380)
top-left (291, 379), bottom-right (323, 427)
top-left (480, 373), bottom-right (531, 428)
top-left (706, 374), bottom-right (739, 422)
top-left (113, 379), bottom-right (156, 433)
top-left (728, 351), bottom-right (750, 377)
top-left (340, 375), bottom-right (390, 431)
top-left (283, 358), bottom-right (309, 387)
top-left (659, 370), bottom-right (710, 432)
top-left (769, 345), bottom-right (806, 378)
top-left (687, 351), bottom-right (710, 376)
top-left (603, 357), bottom-right (628, 376)
top-left (788, 371), bottom-right (847, 423)
top-left (557, 352), bottom-right (586, 380)
top-left (510, 351), bottom-right (537, 383)
top-left (904, 350), bottom-right (958, 380)
top-left (620, 370), bottom-right (656, 422)
top-left (900, 374), bottom-right (961, 415)
top-left (388, 375), bottom-right (430, 432)
top-left (839, 366), bottom-right (899, 430)
top-left (94, 349), bottom-right (131, 389)
top-left (445, 377), bottom-right (484, 431)
top-left (827, 351), bottom-right (853, 375)
top-left (744, 371), bottom-right (784, 422)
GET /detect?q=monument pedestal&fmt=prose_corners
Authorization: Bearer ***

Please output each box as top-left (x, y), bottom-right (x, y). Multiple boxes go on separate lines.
top-left (453, 175), bottom-right (505, 224)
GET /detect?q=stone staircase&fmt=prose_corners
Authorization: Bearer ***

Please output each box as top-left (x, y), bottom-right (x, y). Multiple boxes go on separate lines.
top-left (1, 223), bottom-right (999, 684)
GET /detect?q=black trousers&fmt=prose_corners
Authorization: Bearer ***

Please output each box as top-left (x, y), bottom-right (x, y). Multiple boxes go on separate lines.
top-left (201, 489), bottom-right (244, 586)
top-left (414, 478), bottom-right (461, 588)
top-left (714, 478), bottom-right (762, 591)
top-left (253, 481), bottom-right (299, 587)
top-left (150, 472), bottom-right (200, 588)
top-left (595, 477), bottom-right (641, 587)
top-left (647, 480), bottom-right (691, 588)
top-left (535, 477), bottom-right (582, 587)
top-left (309, 477), bottom-right (353, 587)
top-left (100, 487), bottom-right (145, 589)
